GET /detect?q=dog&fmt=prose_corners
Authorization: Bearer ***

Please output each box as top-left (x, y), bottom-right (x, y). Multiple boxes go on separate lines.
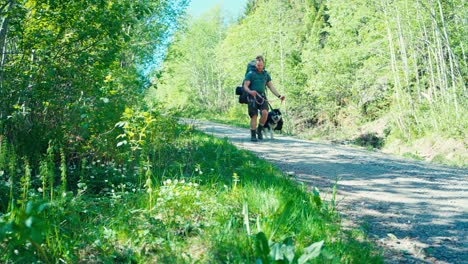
top-left (263, 109), bottom-right (283, 139)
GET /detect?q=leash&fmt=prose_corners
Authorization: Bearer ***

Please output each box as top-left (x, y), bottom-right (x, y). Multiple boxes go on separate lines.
top-left (267, 101), bottom-right (274, 109)
top-left (253, 94), bottom-right (266, 105)
top-left (253, 94), bottom-right (276, 110)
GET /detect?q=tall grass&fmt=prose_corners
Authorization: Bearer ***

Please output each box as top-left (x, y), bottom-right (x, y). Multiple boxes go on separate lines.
top-left (0, 111), bottom-right (383, 263)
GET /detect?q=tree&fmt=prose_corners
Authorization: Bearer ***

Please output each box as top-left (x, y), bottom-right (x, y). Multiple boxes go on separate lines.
top-left (0, 0), bottom-right (188, 161)
top-left (155, 6), bottom-right (228, 112)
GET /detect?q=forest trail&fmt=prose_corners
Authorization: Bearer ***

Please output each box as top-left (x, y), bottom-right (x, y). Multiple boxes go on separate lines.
top-left (183, 119), bottom-right (468, 264)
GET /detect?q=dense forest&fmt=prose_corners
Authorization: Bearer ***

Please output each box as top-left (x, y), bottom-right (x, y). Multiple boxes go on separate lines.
top-left (154, 0), bottom-right (466, 165)
top-left (0, 0), bottom-right (465, 262)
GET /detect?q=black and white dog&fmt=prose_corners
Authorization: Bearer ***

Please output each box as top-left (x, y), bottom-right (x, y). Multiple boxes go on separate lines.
top-left (263, 109), bottom-right (283, 139)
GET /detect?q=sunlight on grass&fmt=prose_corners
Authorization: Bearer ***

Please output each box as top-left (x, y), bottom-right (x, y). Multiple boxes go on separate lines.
top-left (0, 118), bottom-right (383, 263)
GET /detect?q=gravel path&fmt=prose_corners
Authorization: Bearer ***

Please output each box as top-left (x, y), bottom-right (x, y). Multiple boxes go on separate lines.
top-left (184, 119), bottom-right (468, 264)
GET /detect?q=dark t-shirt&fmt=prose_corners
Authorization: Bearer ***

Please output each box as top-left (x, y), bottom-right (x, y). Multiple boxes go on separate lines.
top-left (245, 70), bottom-right (271, 94)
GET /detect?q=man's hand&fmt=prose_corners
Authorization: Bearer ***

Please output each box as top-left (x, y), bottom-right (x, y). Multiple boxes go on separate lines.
top-left (279, 95), bottom-right (285, 101)
top-left (249, 90), bottom-right (257, 97)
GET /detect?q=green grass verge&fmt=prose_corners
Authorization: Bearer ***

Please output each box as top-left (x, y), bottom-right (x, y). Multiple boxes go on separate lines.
top-left (1, 124), bottom-right (383, 263)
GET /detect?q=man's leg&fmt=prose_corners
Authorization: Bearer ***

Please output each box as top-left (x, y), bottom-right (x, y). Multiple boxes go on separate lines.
top-left (250, 115), bottom-right (258, 141)
top-left (251, 115), bottom-right (258, 130)
top-left (259, 109), bottom-right (268, 126)
top-left (257, 109), bottom-right (268, 140)
top-left (248, 102), bottom-right (260, 142)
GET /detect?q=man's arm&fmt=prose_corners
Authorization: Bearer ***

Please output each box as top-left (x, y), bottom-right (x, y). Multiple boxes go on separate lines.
top-left (244, 80), bottom-right (257, 97)
top-left (267, 81), bottom-right (285, 101)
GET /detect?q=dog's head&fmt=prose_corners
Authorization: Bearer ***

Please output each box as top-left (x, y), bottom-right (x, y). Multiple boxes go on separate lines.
top-left (270, 109), bottom-right (282, 124)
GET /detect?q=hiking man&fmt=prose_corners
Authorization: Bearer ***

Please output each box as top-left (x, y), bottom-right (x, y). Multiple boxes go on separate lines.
top-left (243, 55), bottom-right (285, 141)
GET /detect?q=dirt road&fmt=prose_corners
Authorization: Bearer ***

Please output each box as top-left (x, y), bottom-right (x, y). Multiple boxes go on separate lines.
top-left (184, 119), bottom-right (468, 264)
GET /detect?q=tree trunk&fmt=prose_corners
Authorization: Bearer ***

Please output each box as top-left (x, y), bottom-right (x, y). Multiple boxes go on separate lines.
top-left (436, 0), bottom-right (460, 118)
top-left (0, 0), bottom-right (15, 88)
top-left (383, 0), bottom-right (408, 139)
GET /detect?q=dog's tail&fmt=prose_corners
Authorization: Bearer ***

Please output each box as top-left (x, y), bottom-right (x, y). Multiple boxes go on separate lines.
top-left (275, 119), bottom-right (283, 131)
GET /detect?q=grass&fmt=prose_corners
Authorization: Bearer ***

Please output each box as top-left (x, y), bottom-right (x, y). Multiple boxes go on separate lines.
top-left (0, 116), bottom-right (383, 263)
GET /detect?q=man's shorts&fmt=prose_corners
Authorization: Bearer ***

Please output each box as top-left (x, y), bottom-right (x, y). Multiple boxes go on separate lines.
top-left (248, 96), bottom-right (269, 117)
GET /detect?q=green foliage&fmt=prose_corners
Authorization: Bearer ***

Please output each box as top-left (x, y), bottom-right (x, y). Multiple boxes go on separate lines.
top-left (59, 148), bottom-right (67, 196)
top-left (380, 0), bottom-right (467, 141)
top-left (19, 158), bottom-right (31, 209)
top-left (253, 217), bottom-right (324, 263)
top-left (0, 118), bottom-right (383, 262)
top-left (0, 201), bottom-right (51, 263)
top-left (153, 7), bottom-right (228, 112)
top-left (0, 0), bottom-right (189, 166)
top-left (154, 0), bottom-right (466, 166)
top-left (2, 0), bottom-right (464, 262)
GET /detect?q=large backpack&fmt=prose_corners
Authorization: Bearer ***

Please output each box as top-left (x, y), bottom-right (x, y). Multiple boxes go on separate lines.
top-left (244, 60), bottom-right (257, 76)
top-left (235, 60), bottom-right (266, 104)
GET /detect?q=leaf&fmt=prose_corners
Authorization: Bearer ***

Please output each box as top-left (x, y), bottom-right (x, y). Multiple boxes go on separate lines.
top-left (270, 242), bottom-right (295, 263)
top-left (25, 217), bottom-right (33, 228)
top-left (0, 222), bottom-right (11, 241)
top-left (282, 238), bottom-right (296, 263)
top-left (115, 121), bottom-right (128, 128)
top-left (270, 243), bottom-right (284, 260)
top-left (312, 187), bottom-right (322, 207)
top-left (25, 201), bottom-right (34, 215)
top-left (298, 240), bottom-right (324, 264)
top-left (104, 74), bottom-right (113, 83)
top-left (30, 225), bottom-right (44, 243)
top-left (116, 140), bottom-right (127, 147)
top-left (255, 232), bottom-right (270, 263)
top-left (37, 203), bottom-right (48, 214)
top-left (242, 203), bottom-right (250, 235)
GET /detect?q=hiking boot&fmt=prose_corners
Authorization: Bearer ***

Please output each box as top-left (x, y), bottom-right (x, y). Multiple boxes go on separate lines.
top-left (257, 125), bottom-right (264, 140)
top-left (250, 130), bottom-right (258, 142)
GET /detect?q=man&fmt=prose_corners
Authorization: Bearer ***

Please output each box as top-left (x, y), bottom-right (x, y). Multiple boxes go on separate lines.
top-left (243, 55), bottom-right (285, 142)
